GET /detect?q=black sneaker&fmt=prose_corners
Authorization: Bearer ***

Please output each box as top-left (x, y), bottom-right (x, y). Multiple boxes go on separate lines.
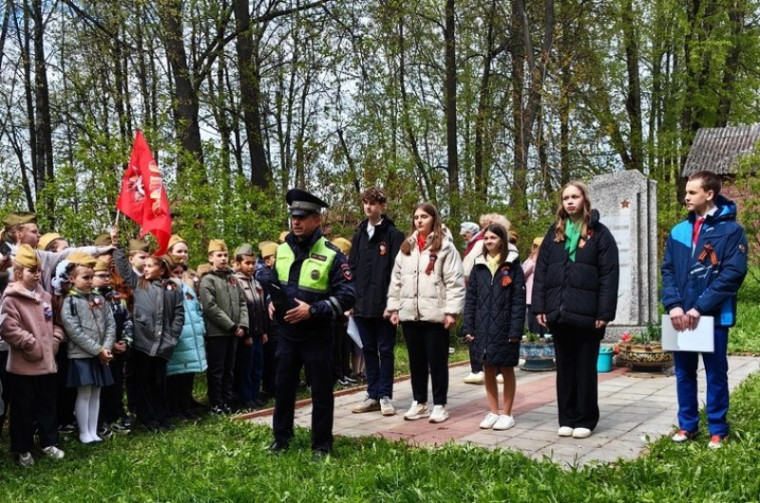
top-left (97, 426), bottom-right (115, 440)
top-left (58, 423), bottom-right (77, 435)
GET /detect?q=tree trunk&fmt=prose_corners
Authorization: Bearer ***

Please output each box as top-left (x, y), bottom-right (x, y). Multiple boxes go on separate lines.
top-left (233, 0), bottom-right (271, 189)
top-left (444, 0), bottom-right (459, 219)
top-left (31, 0), bottom-right (54, 217)
top-left (157, 0), bottom-right (204, 174)
top-left (622, 0), bottom-right (643, 172)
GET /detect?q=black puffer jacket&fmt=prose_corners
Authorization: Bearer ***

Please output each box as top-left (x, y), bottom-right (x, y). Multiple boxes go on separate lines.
top-left (462, 247), bottom-right (526, 366)
top-left (531, 209), bottom-right (619, 330)
top-left (349, 215), bottom-right (405, 318)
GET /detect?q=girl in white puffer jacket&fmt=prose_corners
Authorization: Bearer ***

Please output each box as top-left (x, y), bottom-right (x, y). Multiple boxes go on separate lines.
top-left (385, 202), bottom-right (465, 424)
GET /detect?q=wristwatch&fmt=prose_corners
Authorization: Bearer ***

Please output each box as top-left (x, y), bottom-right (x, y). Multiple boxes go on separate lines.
top-left (309, 305), bottom-right (317, 317)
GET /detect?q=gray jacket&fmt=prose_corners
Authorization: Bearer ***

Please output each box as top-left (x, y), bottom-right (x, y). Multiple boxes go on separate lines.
top-left (114, 247), bottom-right (184, 360)
top-left (61, 290), bottom-right (116, 359)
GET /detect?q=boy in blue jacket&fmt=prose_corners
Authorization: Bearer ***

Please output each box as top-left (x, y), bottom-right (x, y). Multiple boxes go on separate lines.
top-left (662, 170), bottom-right (748, 449)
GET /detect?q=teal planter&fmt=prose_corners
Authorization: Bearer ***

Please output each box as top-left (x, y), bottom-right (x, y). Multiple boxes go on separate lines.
top-left (597, 346), bottom-right (614, 373)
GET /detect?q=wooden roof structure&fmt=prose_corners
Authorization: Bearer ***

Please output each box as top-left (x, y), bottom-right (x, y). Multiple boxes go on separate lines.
top-left (682, 124), bottom-right (760, 177)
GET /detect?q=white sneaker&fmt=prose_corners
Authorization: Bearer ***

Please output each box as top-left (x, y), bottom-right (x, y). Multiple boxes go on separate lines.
top-left (463, 371), bottom-right (484, 384)
top-left (41, 445), bottom-right (65, 459)
top-left (429, 405), bottom-right (449, 423)
top-left (496, 373), bottom-right (504, 384)
top-left (403, 401), bottom-right (430, 421)
top-left (558, 426), bottom-right (574, 437)
top-left (493, 414), bottom-right (515, 431)
top-left (18, 452), bottom-right (34, 467)
top-left (352, 396), bottom-right (380, 414)
top-left (479, 412), bottom-right (500, 429)
top-left (380, 397), bottom-right (395, 416)
top-left (572, 427), bottom-right (592, 439)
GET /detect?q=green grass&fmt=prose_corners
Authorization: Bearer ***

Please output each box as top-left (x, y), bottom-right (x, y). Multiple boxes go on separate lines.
top-left (2, 371), bottom-right (760, 502)
top-left (2, 289), bottom-right (757, 502)
top-left (729, 275), bottom-right (760, 354)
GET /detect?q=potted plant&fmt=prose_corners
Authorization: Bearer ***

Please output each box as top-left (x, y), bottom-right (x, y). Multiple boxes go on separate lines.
top-left (615, 324), bottom-right (674, 371)
top-left (520, 332), bottom-right (555, 372)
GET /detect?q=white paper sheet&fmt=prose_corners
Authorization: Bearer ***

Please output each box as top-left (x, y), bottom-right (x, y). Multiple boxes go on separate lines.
top-left (661, 314), bottom-right (715, 353)
top-left (347, 316), bottom-right (363, 349)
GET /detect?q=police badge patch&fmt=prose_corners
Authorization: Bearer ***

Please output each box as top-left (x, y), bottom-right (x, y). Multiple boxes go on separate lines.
top-left (311, 269), bottom-right (320, 280)
top-left (341, 263), bottom-right (352, 281)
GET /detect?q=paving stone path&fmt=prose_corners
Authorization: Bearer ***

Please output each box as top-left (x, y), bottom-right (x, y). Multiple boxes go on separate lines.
top-left (242, 356), bottom-right (758, 466)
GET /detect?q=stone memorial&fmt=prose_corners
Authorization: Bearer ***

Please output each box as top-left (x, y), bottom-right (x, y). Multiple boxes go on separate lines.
top-left (587, 170), bottom-right (658, 339)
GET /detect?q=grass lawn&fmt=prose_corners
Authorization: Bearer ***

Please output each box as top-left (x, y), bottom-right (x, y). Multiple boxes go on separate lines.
top-left (1, 370), bottom-right (759, 502)
top-left (1, 277), bottom-right (758, 501)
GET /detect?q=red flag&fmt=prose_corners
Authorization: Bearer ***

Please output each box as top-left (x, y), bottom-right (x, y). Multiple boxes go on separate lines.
top-left (116, 130), bottom-right (172, 255)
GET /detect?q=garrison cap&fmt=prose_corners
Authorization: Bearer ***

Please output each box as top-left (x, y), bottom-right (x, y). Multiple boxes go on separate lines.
top-left (260, 242), bottom-right (278, 258)
top-left (3, 212), bottom-right (37, 228)
top-left (234, 243), bottom-right (255, 258)
top-left (93, 259), bottom-right (110, 273)
top-left (38, 233), bottom-right (62, 251)
top-left (129, 239), bottom-right (150, 253)
top-left (286, 188), bottom-right (329, 217)
top-left (208, 239), bottom-right (228, 254)
top-left (168, 234), bottom-right (186, 251)
top-left (94, 233), bottom-right (112, 246)
top-left (68, 251), bottom-right (98, 269)
top-left (13, 244), bottom-right (40, 269)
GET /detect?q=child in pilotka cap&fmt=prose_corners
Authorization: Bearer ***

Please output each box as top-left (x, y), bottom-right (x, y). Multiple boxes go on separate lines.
top-left (61, 252), bottom-right (116, 444)
top-left (232, 244), bottom-right (268, 410)
top-left (199, 239), bottom-right (249, 414)
top-left (127, 239), bottom-right (150, 277)
top-left (93, 259), bottom-right (134, 436)
top-left (0, 245), bottom-right (66, 465)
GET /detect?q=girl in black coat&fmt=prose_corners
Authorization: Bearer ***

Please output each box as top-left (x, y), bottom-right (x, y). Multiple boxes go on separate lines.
top-left (532, 181), bottom-right (619, 439)
top-left (462, 224), bottom-right (526, 431)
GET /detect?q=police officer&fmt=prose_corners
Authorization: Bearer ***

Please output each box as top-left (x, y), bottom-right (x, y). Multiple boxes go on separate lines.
top-left (268, 189), bottom-right (355, 459)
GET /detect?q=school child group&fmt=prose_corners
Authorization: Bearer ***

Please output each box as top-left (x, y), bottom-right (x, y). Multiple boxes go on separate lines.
top-left (0, 220), bottom-right (278, 466)
top-left (0, 168), bottom-right (747, 466)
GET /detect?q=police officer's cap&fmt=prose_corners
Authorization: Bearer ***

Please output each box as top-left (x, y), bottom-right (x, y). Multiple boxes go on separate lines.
top-left (286, 189), bottom-right (329, 217)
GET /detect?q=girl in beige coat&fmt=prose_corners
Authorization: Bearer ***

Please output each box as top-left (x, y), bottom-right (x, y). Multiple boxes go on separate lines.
top-left (386, 203), bottom-right (465, 423)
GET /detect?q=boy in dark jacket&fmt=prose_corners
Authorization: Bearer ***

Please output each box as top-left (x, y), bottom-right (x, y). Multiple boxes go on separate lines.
top-left (662, 170), bottom-right (747, 449)
top-left (200, 240), bottom-right (249, 414)
top-left (349, 187), bottom-right (404, 416)
top-left (232, 244), bottom-right (267, 410)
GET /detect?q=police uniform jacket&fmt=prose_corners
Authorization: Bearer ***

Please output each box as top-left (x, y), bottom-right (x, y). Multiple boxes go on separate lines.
top-left (349, 215), bottom-right (404, 318)
top-left (275, 228), bottom-right (355, 342)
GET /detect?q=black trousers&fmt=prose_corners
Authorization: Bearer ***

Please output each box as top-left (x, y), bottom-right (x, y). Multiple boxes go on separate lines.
top-left (166, 373), bottom-right (195, 416)
top-left (131, 351), bottom-right (168, 427)
top-left (402, 321), bottom-right (450, 406)
top-left (262, 332), bottom-right (278, 397)
top-left (100, 351), bottom-right (128, 424)
top-left (552, 324), bottom-right (603, 430)
top-left (55, 341), bottom-right (77, 426)
top-left (205, 336), bottom-right (237, 407)
top-left (0, 350), bottom-right (8, 435)
top-left (332, 323), bottom-right (352, 381)
top-left (8, 372), bottom-right (58, 453)
top-left (273, 336), bottom-right (334, 452)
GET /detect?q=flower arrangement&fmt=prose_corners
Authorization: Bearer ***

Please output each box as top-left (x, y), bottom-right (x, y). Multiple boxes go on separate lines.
top-left (615, 324), bottom-right (673, 369)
